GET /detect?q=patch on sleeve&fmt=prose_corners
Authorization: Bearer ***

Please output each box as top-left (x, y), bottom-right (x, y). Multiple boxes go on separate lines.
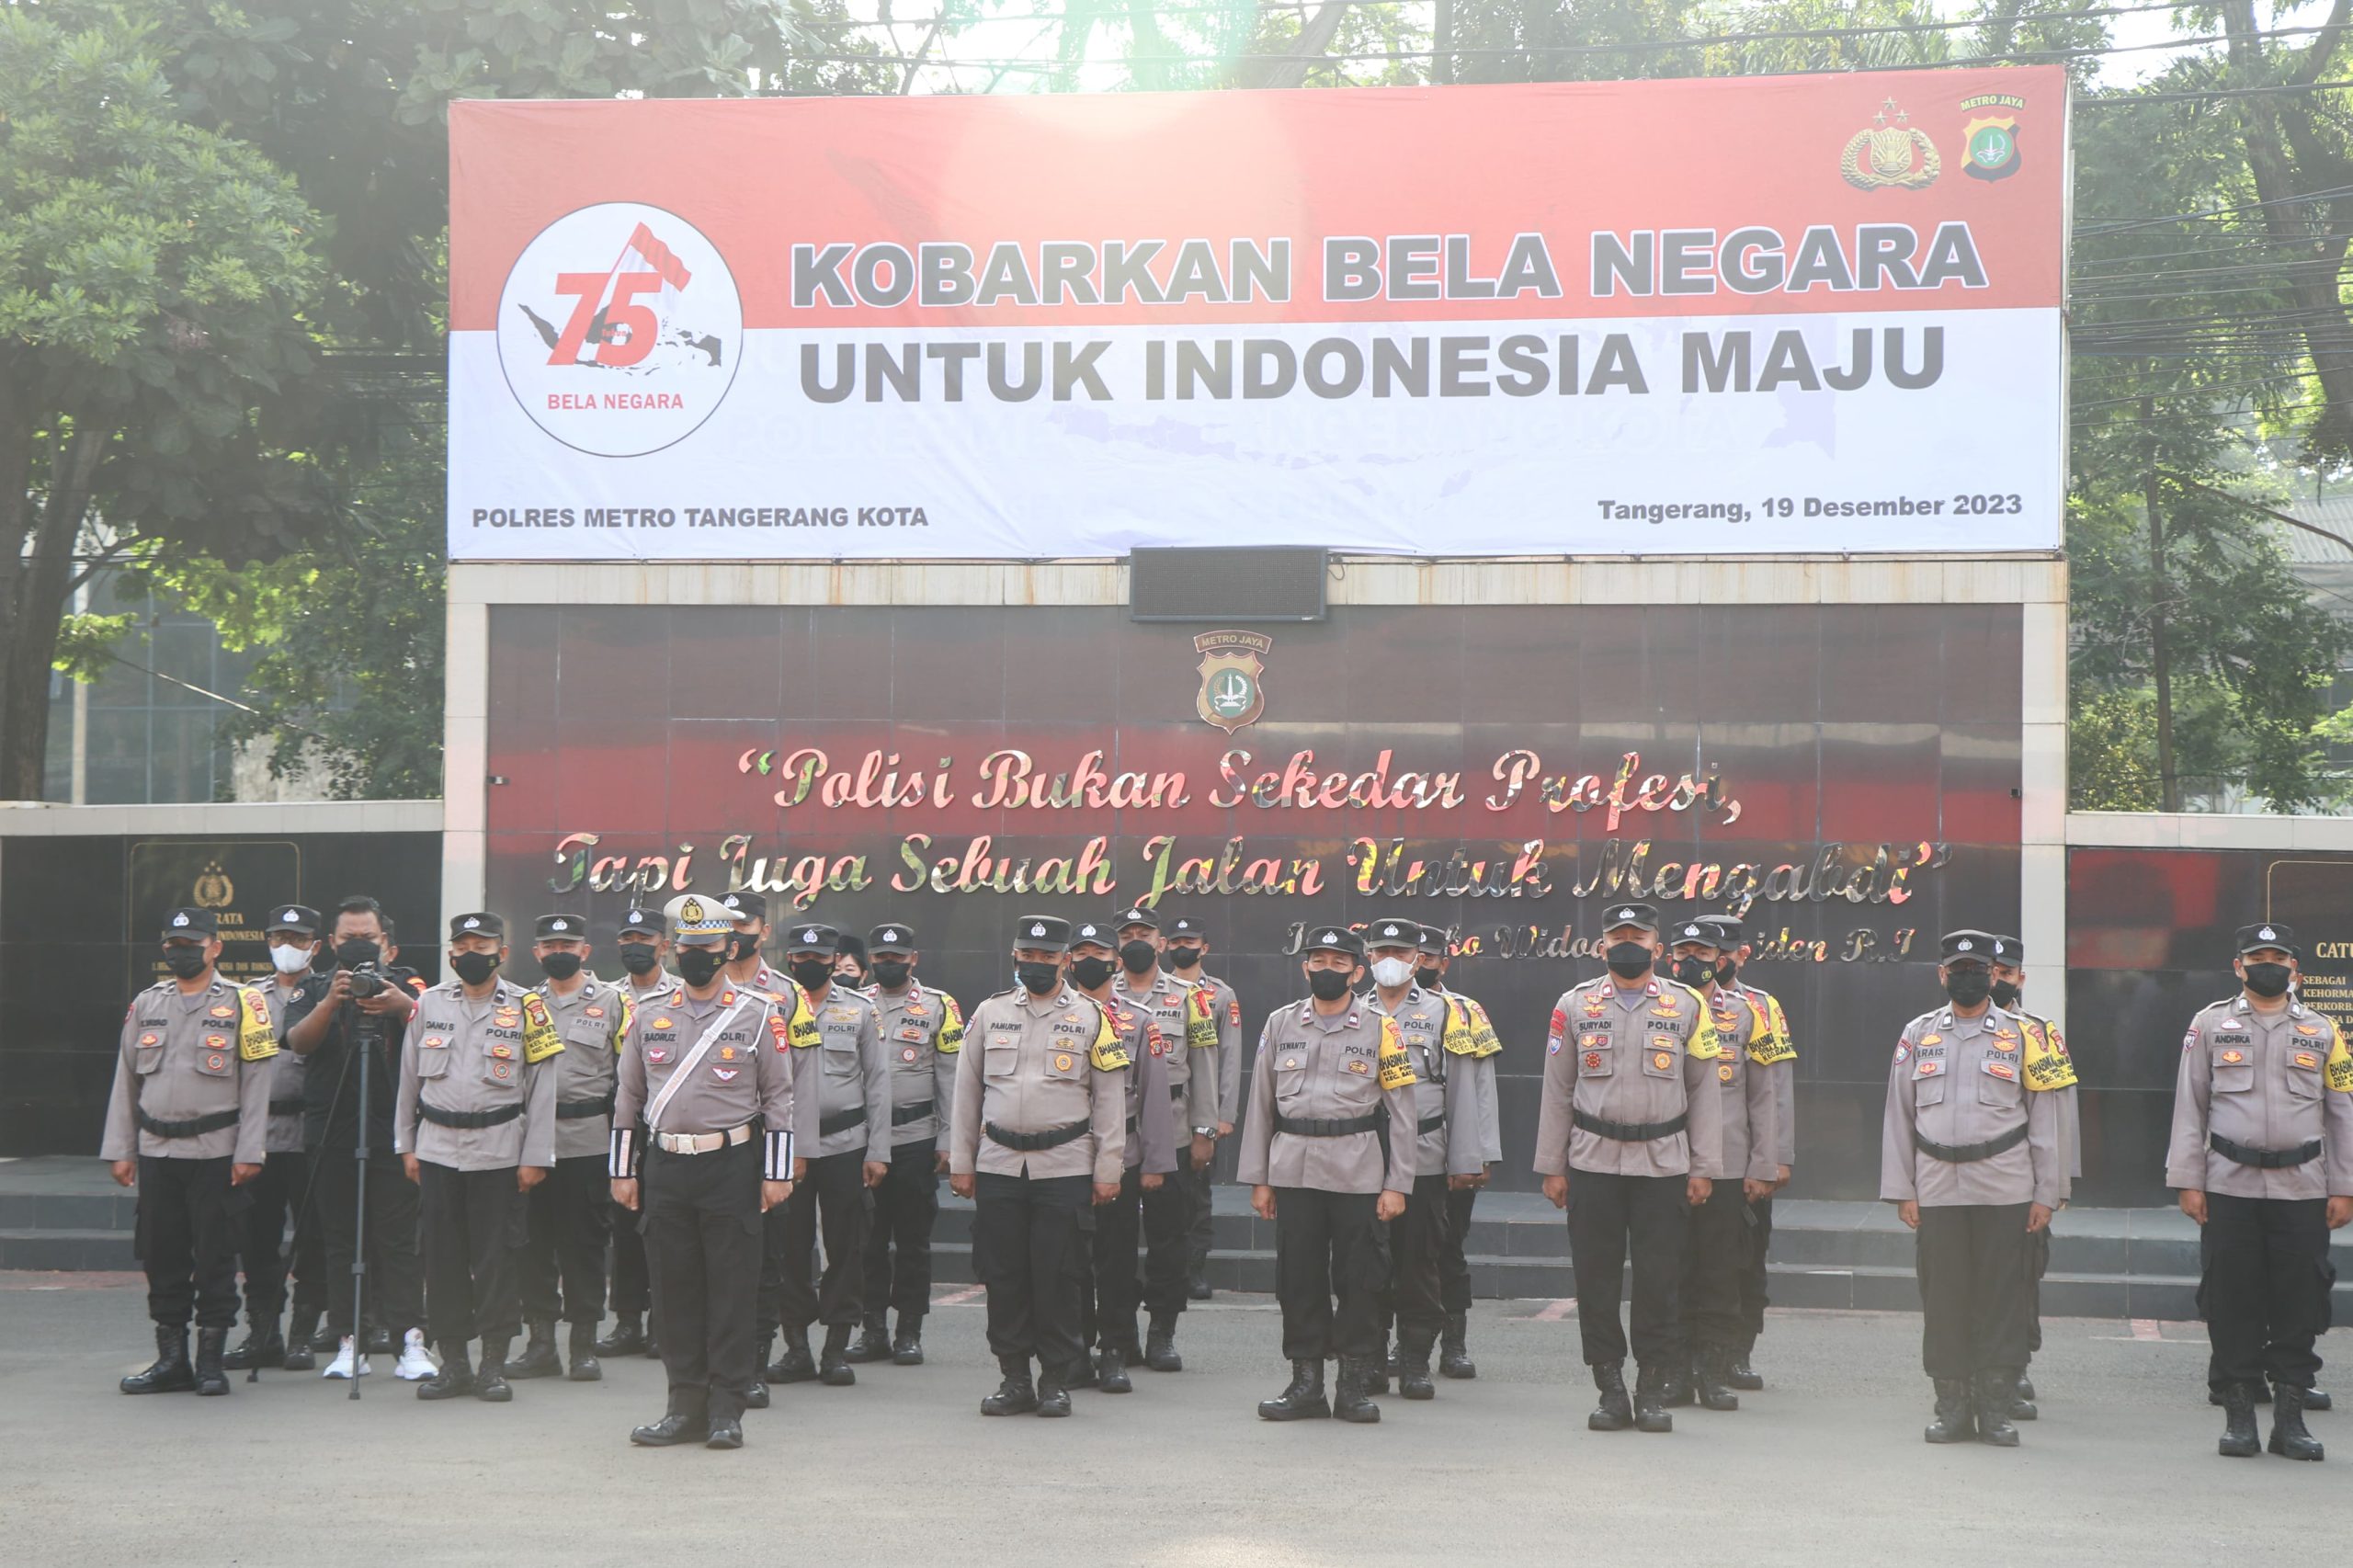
top-left (1227, 996), bottom-right (1242, 1028)
top-left (937, 995), bottom-right (965, 1054)
top-left (520, 993), bottom-right (565, 1064)
top-left (789, 992), bottom-right (823, 1050)
top-left (1685, 1005), bottom-right (1722, 1061)
top-left (236, 989), bottom-right (279, 1062)
top-left (1089, 1005), bottom-right (1131, 1072)
top-left (2021, 1017), bottom-right (2075, 1091)
top-left (1377, 1017), bottom-right (1418, 1090)
top-left (1893, 1040), bottom-right (1911, 1066)
top-left (2327, 1023), bottom-right (2353, 1094)
top-left (1186, 986), bottom-right (1219, 1051)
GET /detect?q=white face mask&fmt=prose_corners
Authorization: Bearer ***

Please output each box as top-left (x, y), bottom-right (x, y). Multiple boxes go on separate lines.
top-left (1370, 956), bottom-right (1415, 989)
top-left (269, 943), bottom-right (313, 975)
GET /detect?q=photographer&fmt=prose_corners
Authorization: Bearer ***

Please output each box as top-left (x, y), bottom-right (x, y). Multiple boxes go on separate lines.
top-left (284, 895), bottom-right (432, 1381)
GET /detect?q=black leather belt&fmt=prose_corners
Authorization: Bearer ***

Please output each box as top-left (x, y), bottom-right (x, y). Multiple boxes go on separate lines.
top-left (2211, 1132), bottom-right (2324, 1169)
top-left (890, 1099), bottom-right (935, 1127)
top-left (1275, 1112), bottom-right (1381, 1137)
top-left (818, 1107), bottom-right (869, 1137)
top-left (136, 1107), bottom-right (240, 1139)
top-left (418, 1100), bottom-right (524, 1131)
top-left (556, 1096), bottom-right (615, 1120)
top-left (985, 1119), bottom-right (1089, 1153)
top-left (1573, 1108), bottom-right (1688, 1142)
top-left (1416, 1112), bottom-right (1445, 1134)
top-left (267, 1098), bottom-right (306, 1117)
top-left (1915, 1124), bottom-right (2029, 1163)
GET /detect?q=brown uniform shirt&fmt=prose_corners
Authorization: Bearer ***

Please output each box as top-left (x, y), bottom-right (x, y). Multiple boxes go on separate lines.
top-left (1365, 986), bottom-right (1484, 1178)
top-left (393, 978), bottom-right (562, 1172)
top-left (1114, 968), bottom-right (1220, 1133)
top-left (540, 975), bottom-right (631, 1161)
top-left (866, 980), bottom-right (963, 1146)
top-left (1099, 994), bottom-right (1178, 1176)
top-left (1236, 999), bottom-right (1419, 1195)
top-left (1700, 987), bottom-right (1785, 1185)
top-left (948, 984), bottom-right (1129, 1185)
top-left (2165, 994), bottom-right (2353, 1201)
top-left (612, 982), bottom-right (794, 1143)
top-left (1532, 975), bottom-right (1726, 1180)
top-left (100, 976), bottom-right (276, 1165)
top-left (1879, 1004), bottom-right (2063, 1209)
top-left (790, 983), bottom-right (890, 1163)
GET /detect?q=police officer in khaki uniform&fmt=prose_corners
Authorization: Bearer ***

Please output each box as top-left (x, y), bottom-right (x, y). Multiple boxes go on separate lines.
top-left (847, 921), bottom-right (963, 1368)
top-left (950, 915), bottom-right (1129, 1417)
top-left (1164, 914), bottom-right (1239, 1300)
top-left (104, 907), bottom-right (277, 1397)
top-left (610, 895), bottom-right (798, 1449)
top-left (1881, 929), bottom-right (2067, 1448)
top-left (1699, 914), bottom-right (1794, 1392)
top-left (1110, 905), bottom-right (1217, 1371)
top-left (597, 903), bottom-right (672, 1362)
top-left (1417, 922), bottom-right (1499, 1380)
top-left (1240, 925), bottom-right (1419, 1425)
top-left (1533, 903), bottom-right (1724, 1435)
top-left (393, 913), bottom-right (563, 1403)
top-left (506, 913), bottom-right (630, 1383)
top-left (224, 903), bottom-right (327, 1372)
top-left (2168, 921), bottom-right (2353, 1460)
top-left (1984, 931), bottom-right (2074, 1421)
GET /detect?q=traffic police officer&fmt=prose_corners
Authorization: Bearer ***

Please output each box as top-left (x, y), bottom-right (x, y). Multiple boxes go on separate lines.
top-left (506, 913), bottom-right (630, 1383)
top-left (224, 903), bottom-right (327, 1372)
top-left (847, 921), bottom-right (963, 1368)
top-left (1985, 931), bottom-right (2074, 1420)
top-left (597, 903), bottom-right (670, 1363)
top-left (610, 895), bottom-right (798, 1449)
top-left (1110, 904), bottom-right (1219, 1371)
top-left (1533, 902), bottom-right (1724, 1435)
top-left (1881, 929), bottom-right (2066, 1447)
top-left (1418, 921), bottom-right (1500, 1381)
top-left (1240, 925), bottom-right (1418, 1425)
top-left (949, 915), bottom-right (1130, 1418)
top-left (104, 907), bottom-right (277, 1396)
top-left (2167, 921), bottom-right (2353, 1460)
top-left (1164, 913), bottom-right (1240, 1300)
top-left (393, 913), bottom-right (563, 1403)
top-left (1699, 914), bottom-right (1794, 1392)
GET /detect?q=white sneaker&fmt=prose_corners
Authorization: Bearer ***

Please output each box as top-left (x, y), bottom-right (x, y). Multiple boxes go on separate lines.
top-left (392, 1328), bottom-right (438, 1381)
top-left (323, 1335), bottom-right (372, 1379)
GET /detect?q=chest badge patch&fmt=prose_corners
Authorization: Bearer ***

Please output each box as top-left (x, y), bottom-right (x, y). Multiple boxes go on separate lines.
top-left (1584, 1051), bottom-right (1603, 1070)
top-left (205, 1052), bottom-right (226, 1072)
top-left (2221, 1050), bottom-right (2246, 1064)
top-left (719, 1046), bottom-right (738, 1062)
top-left (138, 1033), bottom-right (160, 1047)
top-left (2296, 1051), bottom-right (2321, 1068)
top-left (1283, 1057), bottom-right (1301, 1070)
top-left (713, 1066), bottom-right (738, 1081)
top-left (492, 1062), bottom-right (514, 1080)
top-left (585, 1006), bottom-right (605, 1018)
top-left (1348, 1060), bottom-right (1370, 1074)
top-left (1985, 1061), bottom-right (2018, 1080)
top-left (490, 1043), bottom-right (514, 1060)
top-left (901, 1046), bottom-right (920, 1063)
top-left (1718, 1062), bottom-right (1734, 1082)
top-left (204, 1034), bottom-right (229, 1050)
top-left (651, 1017), bottom-right (674, 1030)
top-left (1054, 1053), bottom-right (1074, 1072)
top-left (1991, 1037), bottom-right (2017, 1053)
top-left (2297, 1023), bottom-right (2324, 1037)
top-left (647, 1047), bottom-right (670, 1065)
top-left (209, 1005), bottom-right (235, 1019)
top-left (1916, 1060), bottom-right (1942, 1076)
top-left (1652, 1051), bottom-right (1674, 1071)
top-left (1920, 1034), bottom-right (1943, 1047)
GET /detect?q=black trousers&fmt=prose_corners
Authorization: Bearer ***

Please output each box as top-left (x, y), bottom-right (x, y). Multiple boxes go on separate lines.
top-left (237, 1148), bottom-right (324, 1326)
top-left (135, 1155), bottom-right (247, 1330)
top-left (311, 1142), bottom-right (424, 1337)
top-left (418, 1162), bottom-right (525, 1346)
top-left (862, 1137), bottom-right (940, 1321)
top-left (610, 1202), bottom-right (650, 1314)
top-left (1914, 1202), bottom-right (2032, 1380)
top-left (759, 1148), bottom-right (871, 1335)
top-left (973, 1169), bottom-right (1090, 1377)
top-left (2200, 1193), bottom-right (2332, 1392)
top-left (1565, 1170), bottom-right (1688, 1369)
top-left (1677, 1180), bottom-right (1748, 1357)
top-left (1141, 1148), bottom-right (1193, 1322)
top-left (2026, 1223), bottom-right (2051, 1356)
top-left (1086, 1164), bottom-right (1145, 1355)
top-left (1379, 1174), bottom-right (1452, 1346)
top-left (1274, 1186), bottom-right (1387, 1361)
top-left (1738, 1194), bottom-right (1774, 1345)
top-left (517, 1153), bottom-right (610, 1326)
top-left (1439, 1184), bottom-right (1478, 1314)
top-left (1185, 1145), bottom-right (1215, 1274)
top-left (642, 1139), bottom-right (762, 1424)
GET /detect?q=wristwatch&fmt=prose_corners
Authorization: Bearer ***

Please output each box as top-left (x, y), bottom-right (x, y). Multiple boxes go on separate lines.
top-left (1192, 1125), bottom-right (1218, 1138)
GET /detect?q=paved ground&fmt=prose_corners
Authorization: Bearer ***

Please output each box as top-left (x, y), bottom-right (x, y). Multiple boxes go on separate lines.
top-left (5, 1277), bottom-right (2349, 1566)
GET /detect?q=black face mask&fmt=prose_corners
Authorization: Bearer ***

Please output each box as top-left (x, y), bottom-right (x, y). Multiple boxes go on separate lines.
top-left (676, 947), bottom-right (726, 987)
top-left (1119, 939), bottom-right (1157, 974)
top-left (540, 952), bottom-right (584, 982)
top-left (1944, 967), bottom-right (1992, 1007)
top-left (1605, 942), bottom-right (1654, 980)
top-left (1017, 960), bottom-right (1062, 995)
top-left (1071, 956), bottom-right (1117, 990)
top-left (870, 958), bottom-right (912, 989)
top-left (1715, 960), bottom-right (1738, 987)
top-left (1307, 969), bottom-right (1354, 1002)
top-left (163, 947), bottom-right (210, 979)
top-left (1416, 963), bottom-right (1444, 990)
top-left (1165, 944), bottom-right (1203, 970)
top-left (335, 937), bottom-right (381, 971)
top-left (2244, 961), bottom-right (2293, 999)
top-left (789, 957), bottom-right (834, 992)
top-left (618, 941), bottom-right (660, 975)
top-left (1671, 955), bottom-right (1716, 988)
top-left (1989, 978), bottom-right (2020, 1010)
top-left (728, 931), bottom-right (761, 964)
top-left (451, 951), bottom-right (501, 985)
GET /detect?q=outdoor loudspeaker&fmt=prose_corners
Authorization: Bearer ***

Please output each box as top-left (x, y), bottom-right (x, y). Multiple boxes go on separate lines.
top-left (1128, 547), bottom-right (1328, 622)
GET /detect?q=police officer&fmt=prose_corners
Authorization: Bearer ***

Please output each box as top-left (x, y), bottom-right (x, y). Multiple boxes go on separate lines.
top-left (1164, 913), bottom-right (1240, 1300)
top-left (1533, 903), bottom-right (1724, 1435)
top-left (1881, 929), bottom-right (2066, 1447)
top-left (393, 913), bottom-right (563, 1403)
top-left (104, 907), bottom-right (277, 1396)
top-left (1663, 918), bottom-right (1781, 1413)
top-left (506, 913), bottom-right (630, 1383)
top-left (1985, 931), bottom-right (2074, 1421)
top-left (763, 920), bottom-right (887, 1387)
top-left (1699, 914), bottom-right (1794, 1392)
top-left (610, 895), bottom-right (798, 1449)
top-left (2167, 921), bottom-right (2353, 1460)
top-left (223, 903), bottom-right (328, 1372)
top-left (1417, 921), bottom-right (1500, 1381)
top-left (1067, 917), bottom-right (1178, 1392)
top-left (847, 921), bottom-right (963, 1368)
top-left (949, 915), bottom-right (1130, 1418)
top-left (1110, 904), bottom-right (1218, 1371)
top-left (716, 890), bottom-right (797, 1397)
top-left (597, 903), bottom-right (670, 1362)
top-left (835, 932), bottom-right (870, 988)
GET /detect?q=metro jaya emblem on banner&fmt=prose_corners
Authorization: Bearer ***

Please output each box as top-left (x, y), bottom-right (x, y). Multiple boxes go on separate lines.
top-left (1194, 630), bottom-right (1273, 733)
top-left (1960, 94), bottom-right (2027, 183)
top-left (496, 202), bottom-right (743, 457)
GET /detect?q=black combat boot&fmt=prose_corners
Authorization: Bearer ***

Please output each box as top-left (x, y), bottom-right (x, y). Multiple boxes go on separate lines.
top-left (1097, 1346), bottom-right (1133, 1394)
top-left (1381, 1336), bottom-right (1400, 1379)
top-left (2219, 1382), bottom-right (2261, 1458)
top-left (892, 1312), bottom-right (926, 1366)
top-left (1631, 1365), bottom-right (1674, 1433)
top-left (1333, 1356), bottom-right (1381, 1424)
top-left (705, 1414), bottom-right (744, 1449)
top-left (417, 1342), bottom-right (475, 1402)
top-left (279, 1310), bottom-right (320, 1371)
top-left (2269, 1383), bottom-right (2325, 1460)
top-left (1694, 1345), bottom-right (1739, 1412)
top-left (1588, 1363), bottom-right (1633, 1432)
top-left (1395, 1331), bottom-right (1437, 1401)
top-left (2018, 1369), bottom-right (2038, 1402)
top-left (846, 1312), bottom-right (892, 1364)
top-left (2304, 1384), bottom-right (2334, 1412)
top-left (1034, 1368), bottom-right (1074, 1417)
top-left (1972, 1369), bottom-right (2019, 1447)
top-left (1659, 1354), bottom-right (1694, 1409)
top-left (1258, 1358), bottom-right (1330, 1421)
top-left (2009, 1369), bottom-right (2039, 1422)
top-left (818, 1323), bottom-right (857, 1387)
top-left (566, 1322), bottom-right (601, 1382)
top-left (1188, 1269), bottom-right (1212, 1301)
top-left (595, 1311), bottom-right (647, 1358)
top-left (1144, 1312), bottom-right (1183, 1372)
top-left (769, 1326), bottom-right (817, 1383)
top-left (742, 1376), bottom-right (769, 1410)
top-left (1727, 1336), bottom-right (1762, 1392)
top-left (193, 1327), bottom-right (232, 1396)
top-left (1069, 1351), bottom-right (1099, 1390)
top-left (120, 1325), bottom-right (197, 1395)
top-left (475, 1337), bottom-right (514, 1403)
top-left (1924, 1379), bottom-right (1974, 1443)
top-left (631, 1401), bottom-right (709, 1446)
top-left (506, 1318), bottom-right (561, 1380)
top-left (982, 1355), bottom-right (1038, 1416)
top-left (1438, 1311), bottom-right (1476, 1380)
top-left (222, 1317), bottom-right (283, 1371)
